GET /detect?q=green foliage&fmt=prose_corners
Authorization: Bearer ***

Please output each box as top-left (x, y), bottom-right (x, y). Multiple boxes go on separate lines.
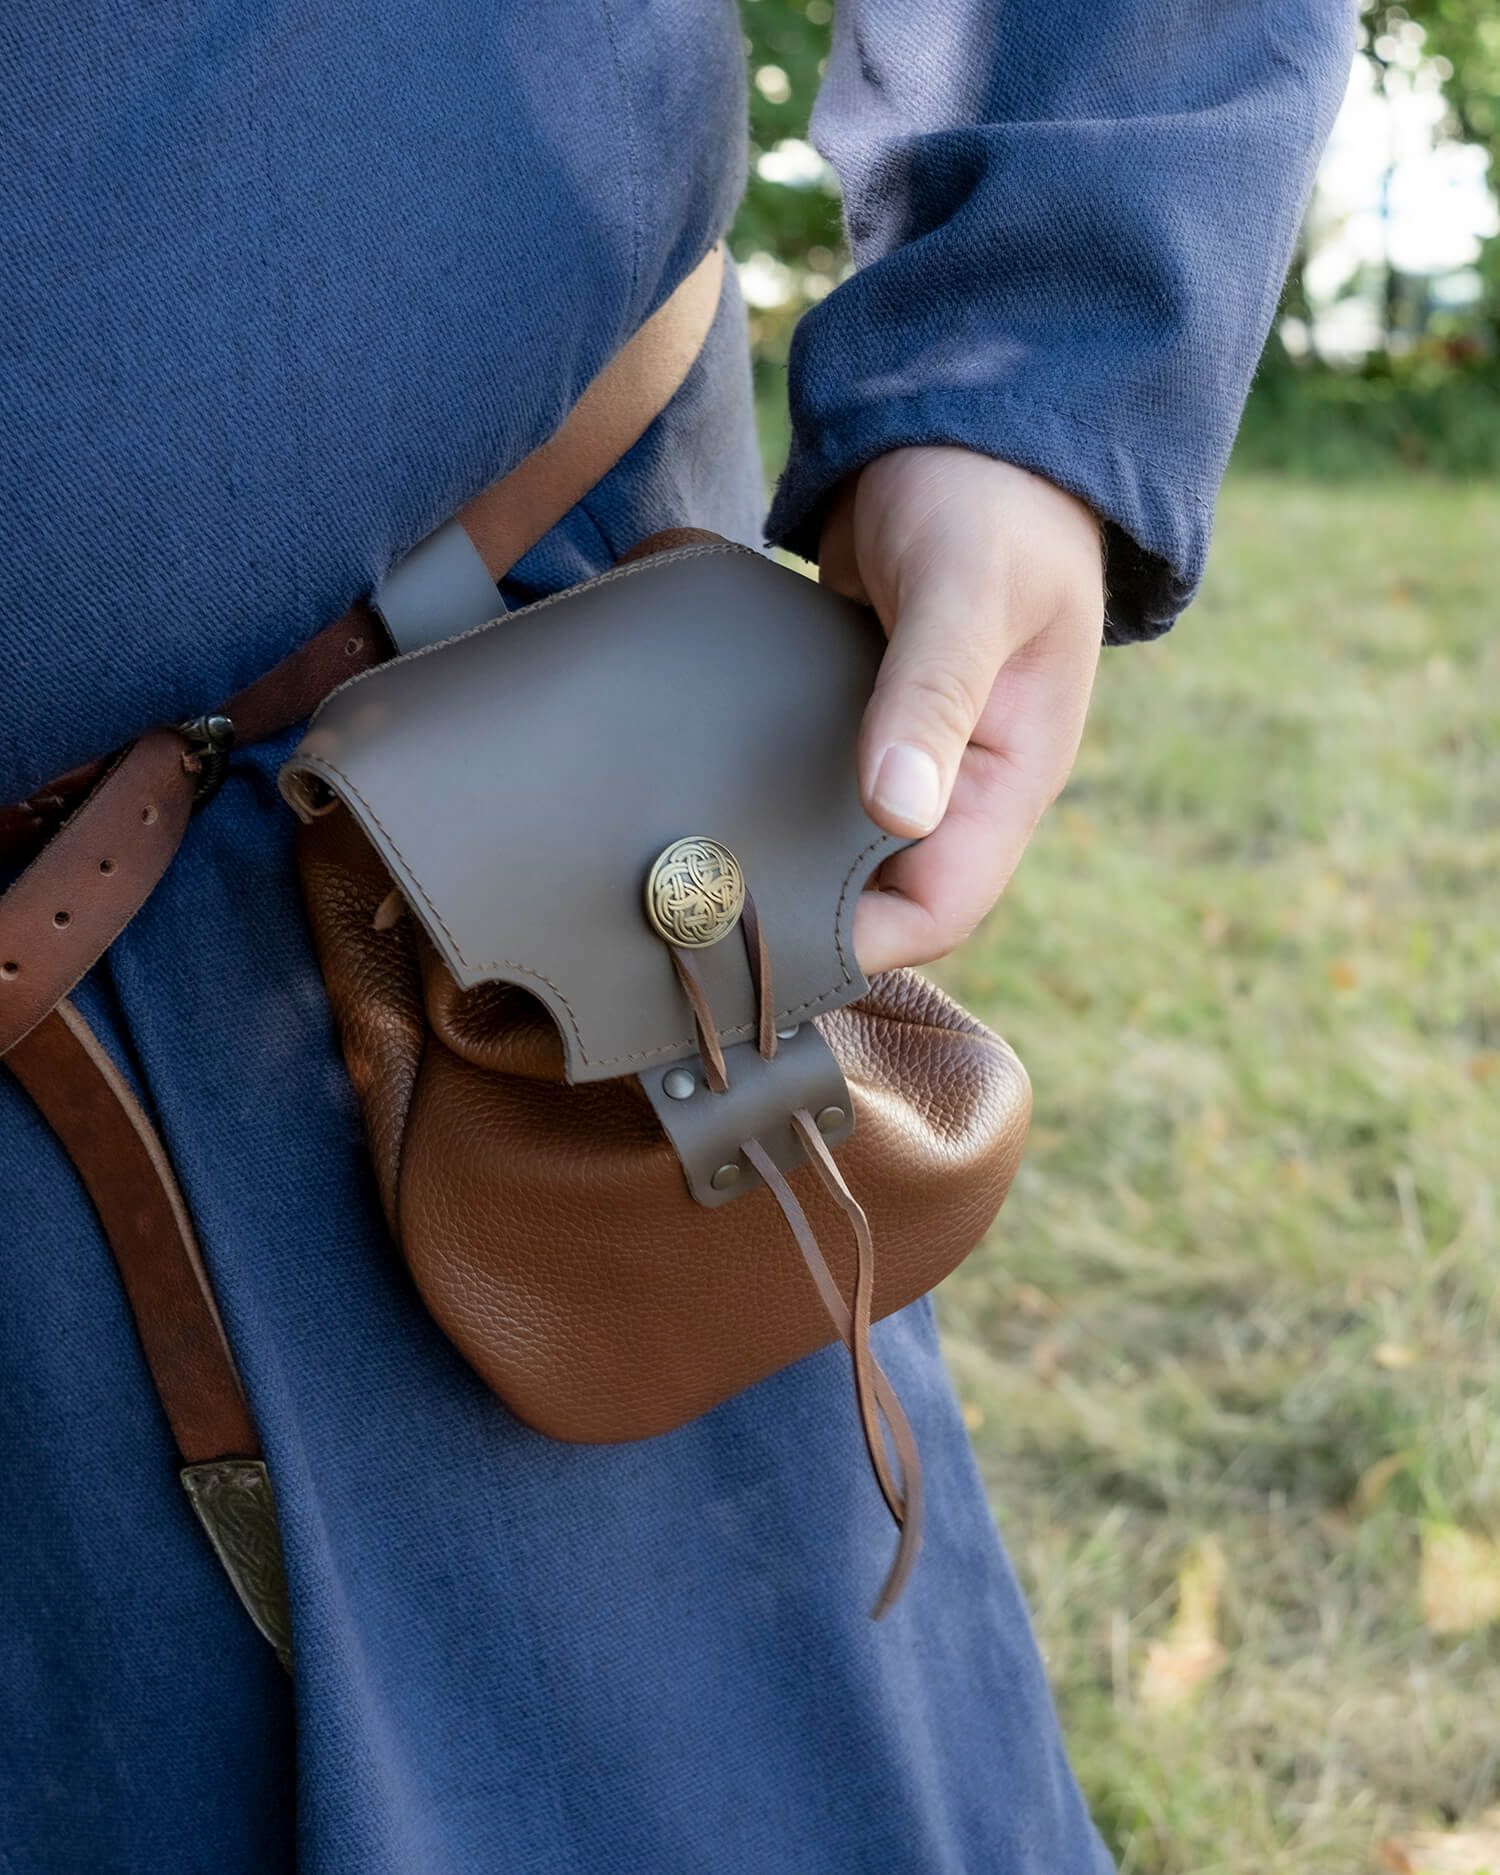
top-left (1238, 354), bottom-right (1500, 474)
top-left (937, 476), bottom-right (1500, 1871)
top-left (734, 1), bottom-right (1500, 486)
top-left (734, 0), bottom-right (840, 275)
top-left (1372, 0), bottom-right (1500, 173)
top-left (1234, 2), bottom-right (1500, 465)
top-left (1358, 1), bottom-right (1500, 350)
top-left (733, 1), bottom-right (841, 488)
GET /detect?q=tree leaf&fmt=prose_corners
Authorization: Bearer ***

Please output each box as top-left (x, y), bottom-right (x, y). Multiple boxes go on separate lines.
top-left (1139, 1536), bottom-right (1228, 1711)
top-left (1378, 1812), bottom-right (1500, 1874)
top-left (1351, 1450), bottom-right (1412, 1516)
top-left (1420, 1524), bottom-right (1500, 1637)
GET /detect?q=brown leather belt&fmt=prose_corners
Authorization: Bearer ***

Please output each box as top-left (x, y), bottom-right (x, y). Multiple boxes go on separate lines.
top-left (0, 245), bottom-right (726, 1657)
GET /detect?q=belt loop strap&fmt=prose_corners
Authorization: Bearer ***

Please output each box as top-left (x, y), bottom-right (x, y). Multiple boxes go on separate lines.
top-left (373, 242), bottom-right (726, 657)
top-left (371, 519), bottom-right (507, 655)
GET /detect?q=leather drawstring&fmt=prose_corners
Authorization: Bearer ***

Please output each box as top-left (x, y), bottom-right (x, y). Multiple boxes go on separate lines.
top-left (741, 1137), bottom-right (924, 1617)
top-left (669, 898), bottom-right (924, 1617)
top-left (667, 945), bottom-right (731, 1092)
top-left (738, 891), bottom-right (778, 1062)
top-left (791, 1111), bottom-right (925, 1614)
top-left (667, 889), bottom-right (778, 1089)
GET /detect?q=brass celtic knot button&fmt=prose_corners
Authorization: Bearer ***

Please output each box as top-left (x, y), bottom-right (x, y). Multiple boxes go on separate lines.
top-left (644, 837), bottom-right (746, 948)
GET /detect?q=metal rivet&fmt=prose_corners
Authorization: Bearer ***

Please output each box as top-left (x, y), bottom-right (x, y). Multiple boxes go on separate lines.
top-left (776, 1024), bottom-right (800, 1041)
top-left (710, 1162), bottom-right (741, 1191)
top-left (662, 1068), bottom-right (696, 1101)
top-left (815, 1105), bottom-right (845, 1135)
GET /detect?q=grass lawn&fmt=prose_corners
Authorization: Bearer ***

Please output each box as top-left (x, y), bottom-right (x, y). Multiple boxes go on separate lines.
top-left (931, 476), bottom-right (1500, 1873)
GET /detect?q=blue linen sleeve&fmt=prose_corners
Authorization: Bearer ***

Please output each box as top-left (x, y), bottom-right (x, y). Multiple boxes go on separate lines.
top-left (764, 0), bottom-right (1356, 640)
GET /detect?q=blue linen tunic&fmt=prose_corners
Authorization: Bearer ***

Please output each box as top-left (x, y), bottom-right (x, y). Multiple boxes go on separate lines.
top-left (0, 4), bottom-right (1351, 1870)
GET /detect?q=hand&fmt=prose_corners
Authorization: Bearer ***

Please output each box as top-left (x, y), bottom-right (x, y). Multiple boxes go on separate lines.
top-left (818, 446), bottom-right (1105, 975)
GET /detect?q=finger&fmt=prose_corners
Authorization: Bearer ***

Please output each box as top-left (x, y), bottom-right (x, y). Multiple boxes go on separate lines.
top-left (817, 475), bottom-right (868, 604)
top-left (858, 576), bottom-right (1025, 840)
top-left (853, 748), bottom-right (1043, 973)
top-left (854, 622), bottom-right (1099, 973)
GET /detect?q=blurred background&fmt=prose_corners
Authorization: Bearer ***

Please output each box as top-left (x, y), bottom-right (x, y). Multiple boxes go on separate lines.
top-left (732, 5), bottom-right (1500, 1870)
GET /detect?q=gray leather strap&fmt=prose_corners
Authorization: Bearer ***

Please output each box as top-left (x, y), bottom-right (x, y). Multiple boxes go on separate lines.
top-left (371, 520), bottom-right (507, 654)
top-left (639, 1026), bottom-right (852, 1209)
top-left (372, 242), bottom-right (727, 657)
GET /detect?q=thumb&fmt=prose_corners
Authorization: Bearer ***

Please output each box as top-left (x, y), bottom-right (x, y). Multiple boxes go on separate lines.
top-left (858, 595), bottom-right (1007, 838)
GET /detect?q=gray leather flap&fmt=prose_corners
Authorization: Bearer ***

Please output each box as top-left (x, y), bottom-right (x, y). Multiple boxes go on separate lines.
top-left (281, 544), bottom-right (906, 1084)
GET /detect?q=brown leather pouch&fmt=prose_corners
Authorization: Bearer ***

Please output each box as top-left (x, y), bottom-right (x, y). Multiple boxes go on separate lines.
top-left (281, 536), bottom-right (1030, 1611)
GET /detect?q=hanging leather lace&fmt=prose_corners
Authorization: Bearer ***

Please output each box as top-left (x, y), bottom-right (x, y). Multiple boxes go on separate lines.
top-left (667, 902), bottom-right (923, 1618)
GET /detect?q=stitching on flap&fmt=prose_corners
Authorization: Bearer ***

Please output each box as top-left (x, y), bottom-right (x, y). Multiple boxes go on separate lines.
top-left (316, 757), bottom-right (709, 1066)
top-left (308, 760), bottom-right (591, 1057)
top-left (297, 545), bottom-right (898, 1071)
top-left (831, 831), bottom-right (895, 985)
top-left (313, 754), bottom-right (896, 1070)
top-left (306, 542), bottom-right (759, 718)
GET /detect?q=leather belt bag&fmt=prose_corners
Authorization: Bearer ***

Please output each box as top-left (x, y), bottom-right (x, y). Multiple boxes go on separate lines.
top-left (281, 531), bottom-right (1032, 1614)
top-left (1, 242), bottom-right (1029, 1636)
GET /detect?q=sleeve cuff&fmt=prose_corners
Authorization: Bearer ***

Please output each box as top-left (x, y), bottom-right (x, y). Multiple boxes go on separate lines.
top-left (764, 380), bottom-right (1205, 645)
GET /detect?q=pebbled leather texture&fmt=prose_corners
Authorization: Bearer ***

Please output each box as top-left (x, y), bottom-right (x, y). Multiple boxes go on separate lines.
top-left (297, 805), bottom-right (430, 1236)
top-left (299, 794), bottom-right (1031, 1443)
top-left (639, 1026), bottom-right (855, 1210)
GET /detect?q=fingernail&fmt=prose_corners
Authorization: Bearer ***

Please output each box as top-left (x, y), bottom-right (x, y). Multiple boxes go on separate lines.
top-left (871, 743), bottom-right (942, 834)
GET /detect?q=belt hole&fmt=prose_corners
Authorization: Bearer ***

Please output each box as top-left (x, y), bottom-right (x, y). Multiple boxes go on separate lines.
top-left (140, 803), bottom-right (158, 826)
top-left (0, 962), bottom-right (18, 980)
top-left (52, 910), bottom-right (70, 929)
top-left (99, 857), bottom-right (116, 875)
top-left (344, 636), bottom-right (363, 657)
